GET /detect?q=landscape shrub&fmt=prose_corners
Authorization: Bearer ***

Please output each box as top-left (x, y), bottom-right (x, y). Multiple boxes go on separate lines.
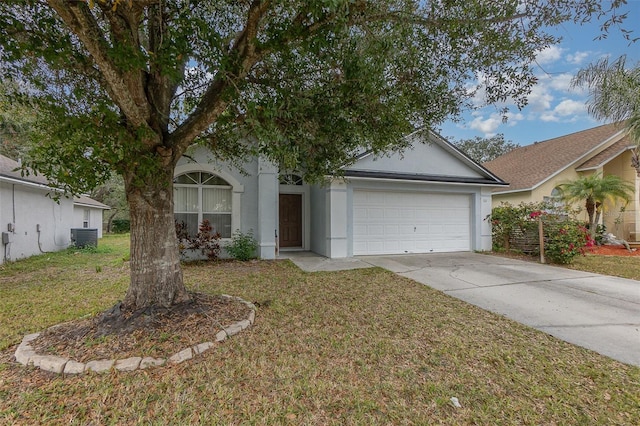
top-left (226, 230), bottom-right (258, 261)
top-left (175, 219), bottom-right (221, 260)
top-left (544, 222), bottom-right (594, 264)
top-left (487, 202), bottom-right (592, 264)
top-left (111, 219), bottom-right (130, 233)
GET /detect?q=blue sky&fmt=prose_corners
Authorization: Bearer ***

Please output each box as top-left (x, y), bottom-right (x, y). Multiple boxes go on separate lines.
top-left (439, 3), bottom-right (640, 146)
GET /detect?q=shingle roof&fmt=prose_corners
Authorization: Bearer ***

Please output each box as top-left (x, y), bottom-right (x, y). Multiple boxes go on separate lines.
top-left (576, 135), bottom-right (634, 171)
top-left (0, 154), bottom-right (49, 185)
top-left (73, 194), bottom-right (111, 210)
top-left (483, 123), bottom-right (627, 193)
top-left (1, 154), bottom-right (110, 209)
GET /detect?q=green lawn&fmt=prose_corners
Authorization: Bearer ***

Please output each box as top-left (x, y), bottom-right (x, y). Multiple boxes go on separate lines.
top-left (1, 235), bottom-right (639, 424)
top-left (567, 254), bottom-right (640, 280)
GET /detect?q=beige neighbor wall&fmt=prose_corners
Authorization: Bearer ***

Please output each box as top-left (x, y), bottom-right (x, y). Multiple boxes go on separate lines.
top-left (491, 167), bottom-right (589, 223)
top-left (603, 151), bottom-right (638, 241)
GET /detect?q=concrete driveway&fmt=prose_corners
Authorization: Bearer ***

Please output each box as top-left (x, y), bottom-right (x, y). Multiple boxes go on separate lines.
top-left (359, 252), bottom-right (640, 367)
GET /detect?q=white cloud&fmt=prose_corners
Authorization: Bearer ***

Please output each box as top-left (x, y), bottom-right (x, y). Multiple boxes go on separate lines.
top-left (548, 73), bottom-right (575, 92)
top-left (537, 99), bottom-right (587, 123)
top-left (566, 51), bottom-right (592, 65)
top-left (526, 84), bottom-right (553, 112)
top-left (540, 112), bottom-right (560, 122)
top-left (469, 115), bottom-right (501, 135)
top-left (468, 112), bottom-right (524, 136)
top-left (535, 45), bottom-right (564, 65)
top-left (506, 112), bottom-right (525, 124)
top-left (554, 99), bottom-right (586, 116)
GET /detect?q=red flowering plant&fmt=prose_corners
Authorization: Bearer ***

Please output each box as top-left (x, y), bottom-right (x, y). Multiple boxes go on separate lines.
top-left (175, 219), bottom-right (221, 260)
top-left (544, 222), bottom-right (593, 264)
top-left (488, 201), bottom-right (590, 263)
top-left (487, 201), bottom-right (554, 251)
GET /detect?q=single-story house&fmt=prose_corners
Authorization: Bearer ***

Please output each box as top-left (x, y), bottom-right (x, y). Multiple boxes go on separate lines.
top-left (0, 154), bottom-right (110, 264)
top-left (73, 195), bottom-right (110, 239)
top-left (483, 123), bottom-right (639, 241)
top-left (174, 129), bottom-right (506, 259)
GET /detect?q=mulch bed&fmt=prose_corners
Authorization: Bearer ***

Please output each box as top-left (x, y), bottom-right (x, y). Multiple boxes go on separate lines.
top-left (586, 244), bottom-right (640, 257)
top-left (29, 292), bottom-right (252, 363)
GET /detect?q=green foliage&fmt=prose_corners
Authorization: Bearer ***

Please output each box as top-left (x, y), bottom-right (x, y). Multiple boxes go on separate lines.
top-left (572, 55), bottom-right (640, 144)
top-left (488, 202), bottom-right (551, 251)
top-left (0, 0), bottom-right (631, 303)
top-left (573, 55), bottom-right (640, 174)
top-left (0, 83), bottom-right (37, 160)
top-left (68, 244), bottom-right (113, 255)
top-left (226, 230), bottom-right (258, 261)
top-left (91, 175), bottom-right (129, 232)
top-left (452, 134), bottom-right (519, 163)
top-left (545, 222), bottom-right (593, 264)
top-left (488, 202), bottom-right (593, 264)
top-left (558, 173), bottom-right (634, 237)
top-left (111, 220), bottom-right (130, 234)
top-left (0, 1), bottom-right (631, 186)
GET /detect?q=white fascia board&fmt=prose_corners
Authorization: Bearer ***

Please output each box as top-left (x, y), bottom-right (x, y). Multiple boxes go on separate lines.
top-left (0, 175), bottom-right (58, 192)
top-left (345, 175), bottom-right (506, 188)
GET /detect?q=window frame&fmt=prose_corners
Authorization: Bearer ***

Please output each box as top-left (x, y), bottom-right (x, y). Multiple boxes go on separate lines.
top-left (173, 165), bottom-right (244, 240)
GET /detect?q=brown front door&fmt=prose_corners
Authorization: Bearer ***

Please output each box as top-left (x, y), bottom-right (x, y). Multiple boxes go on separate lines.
top-left (279, 193), bottom-right (302, 248)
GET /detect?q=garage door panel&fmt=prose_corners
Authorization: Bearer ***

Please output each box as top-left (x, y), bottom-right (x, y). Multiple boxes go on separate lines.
top-left (353, 190), bottom-right (471, 255)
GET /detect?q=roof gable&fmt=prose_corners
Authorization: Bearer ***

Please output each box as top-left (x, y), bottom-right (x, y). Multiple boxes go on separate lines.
top-left (1, 154), bottom-right (109, 209)
top-left (576, 135), bottom-right (634, 171)
top-left (344, 129), bottom-right (505, 185)
top-left (0, 154), bottom-right (49, 186)
top-left (73, 195), bottom-right (111, 210)
top-left (484, 123), bottom-right (627, 193)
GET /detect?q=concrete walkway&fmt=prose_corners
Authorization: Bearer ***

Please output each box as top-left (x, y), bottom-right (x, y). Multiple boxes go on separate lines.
top-left (284, 251), bottom-right (640, 367)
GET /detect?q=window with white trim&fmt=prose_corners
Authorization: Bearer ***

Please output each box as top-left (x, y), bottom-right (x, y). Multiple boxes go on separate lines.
top-left (543, 187), bottom-right (566, 214)
top-left (83, 209), bottom-right (90, 228)
top-left (173, 172), bottom-right (232, 238)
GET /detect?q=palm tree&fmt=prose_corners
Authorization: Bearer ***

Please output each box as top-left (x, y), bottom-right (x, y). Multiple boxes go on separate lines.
top-left (572, 55), bottom-right (640, 175)
top-left (558, 173), bottom-right (634, 238)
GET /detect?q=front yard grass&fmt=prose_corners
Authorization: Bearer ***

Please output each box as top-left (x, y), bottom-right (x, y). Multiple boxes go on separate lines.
top-left (567, 254), bottom-right (640, 280)
top-left (1, 234), bottom-right (639, 424)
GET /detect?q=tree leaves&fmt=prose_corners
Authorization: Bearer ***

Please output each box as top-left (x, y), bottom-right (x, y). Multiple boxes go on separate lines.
top-left (0, 0), bottom-right (631, 186)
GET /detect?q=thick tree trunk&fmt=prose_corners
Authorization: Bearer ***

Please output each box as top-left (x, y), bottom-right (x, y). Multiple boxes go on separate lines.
top-left (122, 167), bottom-right (189, 311)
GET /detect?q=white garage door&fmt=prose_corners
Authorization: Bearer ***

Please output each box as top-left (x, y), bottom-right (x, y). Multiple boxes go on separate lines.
top-left (353, 190), bottom-right (471, 255)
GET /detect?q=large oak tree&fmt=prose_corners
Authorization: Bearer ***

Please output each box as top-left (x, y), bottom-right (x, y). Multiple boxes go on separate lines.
top-left (0, 0), bottom-right (629, 312)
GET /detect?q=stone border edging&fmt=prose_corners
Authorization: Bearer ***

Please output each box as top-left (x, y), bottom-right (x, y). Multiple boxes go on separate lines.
top-left (14, 295), bottom-right (256, 375)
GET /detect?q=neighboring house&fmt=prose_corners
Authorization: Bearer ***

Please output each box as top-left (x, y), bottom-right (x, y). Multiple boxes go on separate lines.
top-left (73, 195), bottom-right (111, 239)
top-left (484, 123), bottom-right (638, 241)
top-left (174, 129), bottom-right (506, 259)
top-left (0, 154), bottom-right (109, 264)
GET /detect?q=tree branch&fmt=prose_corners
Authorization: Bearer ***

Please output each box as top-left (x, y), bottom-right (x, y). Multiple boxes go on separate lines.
top-left (47, 0), bottom-right (151, 129)
top-left (168, 0), bottom-right (271, 155)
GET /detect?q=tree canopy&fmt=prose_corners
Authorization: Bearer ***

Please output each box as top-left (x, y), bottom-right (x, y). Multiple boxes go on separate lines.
top-left (0, 0), bottom-right (631, 311)
top-left (572, 55), bottom-right (640, 172)
top-left (452, 134), bottom-right (519, 164)
top-left (0, 82), bottom-right (37, 160)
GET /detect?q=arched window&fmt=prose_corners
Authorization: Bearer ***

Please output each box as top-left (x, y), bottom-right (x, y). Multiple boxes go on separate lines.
top-left (544, 187), bottom-right (565, 213)
top-left (174, 172), bottom-right (232, 238)
top-left (279, 174), bottom-right (303, 185)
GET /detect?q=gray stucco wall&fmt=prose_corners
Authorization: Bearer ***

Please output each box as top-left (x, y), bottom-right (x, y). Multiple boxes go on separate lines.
top-left (72, 206), bottom-right (105, 238)
top-left (310, 184), bottom-right (328, 256)
top-left (1, 181), bottom-right (73, 263)
top-left (175, 147), bottom-right (278, 259)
